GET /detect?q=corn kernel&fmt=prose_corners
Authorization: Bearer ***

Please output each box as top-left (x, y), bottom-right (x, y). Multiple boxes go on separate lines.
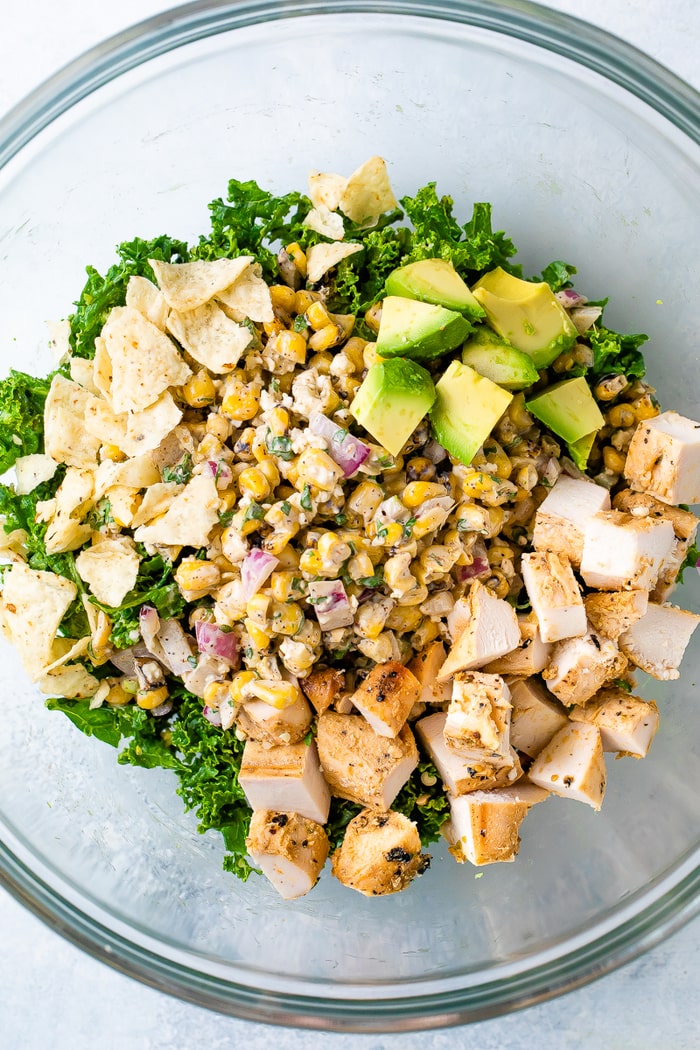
top-left (230, 670), bottom-right (258, 702)
top-left (377, 521), bottom-right (405, 546)
top-left (606, 403), bottom-right (636, 429)
top-left (205, 412), bottom-right (232, 442)
top-left (203, 681), bottom-right (232, 708)
top-left (221, 377), bottom-right (260, 422)
top-left (342, 336), bottom-right (366, 370)
top-left (403, 481), bottom-right (447, 508)
top-left (294, 289), bottom-right (319, 314)
top-left (263, 529), bottom-right (296, 557)
top-left (296, 447), bottom-right (344, 491)
top-left (603, 446), bottom-right (627, 474)
top-left (632, 394), bottom-right (660, 421)
top-left (273, 330), bottom-right (307, 365)
top-left (285, 242), bottom-right (307, 279)
top-left (364, 301), bottom-right (383, 334)
top-left (308, 350), bottom-right (333, 375)
top-left (100, 444), bottom-right (126, 463)
top-left (308, 324), bottom-right (344, 352)
top-left (246, 593), bottom-right (271, 624)
top-left (238, 466), bottom-right (271, 501)
top-left (105, 682), bottom-right (131, 706)
top-left (267, 406), bottom-right (290, 436)
top-left (248, 679), bottom-right (302, 709)
top-left (347, 551), bottom-right (375, 581)
top-left (385, 604), bottom-right (423, 634)
top-left (363, 343), bottom-right (384, 369)
top-left (346, 480), bottom-right (385, 525)
top-left (269, 600), bottom-right (305, 636)
top-left (269, 284), bottom-right (296, 315)
top-left (269, 571), bottom-right (301, 603)
top-left (256, 456), bottom-right (280, 489)
top-left (263, 318), bottom-right (285, 338)
top-left (136, 685), bottom-right (169, 710)
top-left (183, 369), bottom-right (216, 408)
top-left (306, 300), bottom-right (333, 331)
top-left (406, 456), bottom-right (436, 482)
top-left (244, 618), bottom-right (272, 649)
top-left (317, 532), bottom-right (352, 567)
top-left (299, 548), bottom-right (323, 575)
top-left (484, 569), bottom-right (510, 600)
top-left (175, 557), bottom-right (222, 600)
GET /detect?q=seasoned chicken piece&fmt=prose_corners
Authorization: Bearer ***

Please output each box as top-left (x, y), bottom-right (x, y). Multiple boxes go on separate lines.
top-left (245, 810), bottom-right (329, 900)
top-left (569, 687), bottom-right (659, 758)
top-left (444, 672), bottom-right (512, 767)
top-left (619, 602), bottom-right (700, 680)
top-left (583, 589), bottom-right (648, 640)
top-left (623, 410), bottom-right (700, 506)
top-left (415, 711), bottom-right (521, 795)
top-left (542, 632), bottom-right (626, 706)
top-left (316, 711), bottom-right (418, 809)
top-left (300, 667), bottom-right (345, 715)
top-left (579, 510), bottom-right (675, 591)
top-left (238, 739), bottom-right (330, 824)
top-left (613, 488), bottom-right (699, 541)
top-left (532, 475), bottom-right (611, 567)
top-left (509, 677), bottom-right (569, 759)
top-left (350, 660), bottom-right (421, 738)
top-left (528, 722), bottom-right (606, 810)
top-left (236, 694), bottom-right (312, 746)
top-left (407, 641), bottom-right (452, 706)
top-left (652, 534), bottom-right (695, 602)
top-left (331, 809), bottom-right (430, 896)
top-left (443, 781), bottom-right (548, 866)
top-left (521, 551), bottom-right (586, 643)
top-left (483, 614), bottom-right (552, 676)
top-left (437, 581), bottom-right (520, 681)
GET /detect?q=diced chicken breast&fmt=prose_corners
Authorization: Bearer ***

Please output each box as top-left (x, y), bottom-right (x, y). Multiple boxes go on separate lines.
top-left (579, 510), bottom-right (675, 591)
top-left (444, 672), bottom-right (512, 766)
top-left (613, 488), bottom-right (699, 541)
top-left (569, 687), bottom-right (659, 758)
top-left (619, 602), bottom-right (700, 680)
top-left (245, 810), bottom-right (329, 899)
top-left (542, 632), bottom-right (626, 706)
top-left (652, 535), bottom-right (693, 602)
top-left (407, 641), bottom-right (452, 706)
top-left (437, 581), bottom-right (520, 680)
top-left (521, 551), bottom-right (586, 643)
top-left (528, 722), bottom-right (606, 810)
top-left (532, 475), bottom-right (611, 567)
top-left (300, 667), bottom-right (345, 715)
top-left (331, 809), bottom-right (430, 896)
top-left (443, 782), bottom-right (547, 866)
top-left (583, 589), bottom-right (648, 640)
top-left (624, 410), bottom-right (700, 506)
top-left (238, 739), bottom-right (330, 824)
top-left (350, 660), bottom-right (420, 737)
top-left (236, 694), bottom-right (312, 746)
top-left (509, 677), bottom-right (569, 758)
top-left (483, 613), bottom-right (552, 675)
top-left (316, 711), bottom-right (418, 809)
top-left (415, 711), bottom-right (521, 795)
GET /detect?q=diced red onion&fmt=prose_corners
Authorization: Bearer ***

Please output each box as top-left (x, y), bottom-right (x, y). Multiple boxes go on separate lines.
top-left (241, 548), bottom-right (279, 600)
top-left (195, 620), bottom-right (240, 667)
top-left (309, 412), bottom-right (371, 477)
top-left (458, 540), bottom-right (490, 581)
top-left (202, 705), bottom-right (222, 727)
top-left (150, 700), bottom-right (173, 718)
top-left (570, 305), bottom-right (603, 334)
top-left (202, 459), bottom-right (233, 489)
top-left (307, 580), bottom-right (355, 630)
top-left (139, 605), bottom-right (160, 649)
top-left (555, 289), bottom-right (587, 308)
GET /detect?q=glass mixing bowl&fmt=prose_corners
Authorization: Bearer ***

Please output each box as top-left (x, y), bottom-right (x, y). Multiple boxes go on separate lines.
top-left (1, 0), bottom-right (699, 1032)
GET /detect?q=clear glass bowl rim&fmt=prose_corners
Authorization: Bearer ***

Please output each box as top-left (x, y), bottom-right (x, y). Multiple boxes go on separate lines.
top-left (0, 0), bottom-right (699, 1031)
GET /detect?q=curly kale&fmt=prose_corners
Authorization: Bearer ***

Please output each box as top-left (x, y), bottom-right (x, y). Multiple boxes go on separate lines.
top-left (0, 371), bottom-right (53, 474)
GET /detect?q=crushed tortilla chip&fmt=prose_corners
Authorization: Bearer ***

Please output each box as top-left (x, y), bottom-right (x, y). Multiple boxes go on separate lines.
top-left (303, 206), bottom-right (345, 241)
top-left (69, 356), bottom-right (101, 397)
top-left (149, 256), bottom-right (253, 312)
top-left (37, 664), bottom-right (99, 699)
top-left (0, 562), bottom-right (78, 678)
top-left (167, 301), bottom-right (253, 374)
top-left (101, 305), bottom-right (191, 414)
top-left (84, 390), bottom-right (182, 458)
top-left (44, 374), bottom-right (102, 469)
top-left (129, 482), bottom-right (184, 529)
top-left (306, 242), bottom-right (363, 284)
top-left (339, 155), bottom-right (398, 225)
top-left (92, 336), bottom-right (113, 402)
top-left (215, 263), bottom-right (275, 323)
top-left (14, 453), bottom-right (58, 495)
top-left (94, 454), bottom-right (160, 498)
top-left (308, 170), bottom-right (346, 211)
top-left (125, 274), bottom-right (170, 330)
top-left (44, 467), bottom-right (95, 554)
top-left (43, 636), bottom-right (91, 675)
top-left (75, 536), bottom-right (141, 607)
top-left (133, 474), bottom-right (220, 547)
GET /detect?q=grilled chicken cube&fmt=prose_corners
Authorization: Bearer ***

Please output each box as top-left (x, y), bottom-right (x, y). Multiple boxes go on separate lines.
top-left (569, 687), bottom-right (659, 758)
top-left (509, 677), bottom-right (570, 758)
top-left (316, 711), bottom-right (418, 809)
top-left (407, 641), bottom-right (452, 706)
top-left (652, 535), bottom-right (695, 602)
top-left (521, 551), bottom-right (586, 643)
top-left (579, 510), bottom-right (675, 592)
top-left (236, 694), bottom-right (313, 746)
top-left (437, 581), bottom-right (520, 681)
top-left (415, 711), bottom-right (521, 795)
top-left (331, 809), bottom-right (430, 896)
top-left (300, 667), bottom-right (346, 715)
top-left (443, 781), bottom-right (549, 866)
top-left (528, 722), bottom-right (606, 810)
top-left (245, 810), bottom-right (330, 899)
top-left (542, 632), bottom-right (626, 706)
top-left (532, 475), bottom-right (611, 567)
top-left (483, 613), bottom-right (552, 675)
top-left (623, 410), bottom-right (700, 506)
top-left (619, 601), bottom-right (700, 680)
top-left (238, 739), bottom-right (330, 825)
top-left (583, 588), bottom-right (648, 640)
top-left (444, 672), bottom-right (512, 766)
top-left (613, 488), bottom-right (699, 540)
top-left (350, 660), bottom-right (421, 738)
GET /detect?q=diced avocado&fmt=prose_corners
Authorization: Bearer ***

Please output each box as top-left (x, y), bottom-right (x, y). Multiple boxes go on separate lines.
top-left (350, 357), bottom-right (436, 457)
top-left (568, 430), bottom-right (597, 471)
top-left (526, 377), bottom-right (604, 445)
top-left (385, 259), bottom-right (485, 318)
top-left (376, 295), bottom-right (472, 362)
top-left (472, 267), bottom-right (578, 368)
top-left (461, 327), bottom-right (539, 390)
top-left (429, 360), bottom-right (513, 466)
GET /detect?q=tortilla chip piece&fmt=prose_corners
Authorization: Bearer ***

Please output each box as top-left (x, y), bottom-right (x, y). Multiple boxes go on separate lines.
top-left (125, 274), bottom-right (170, 330)
top-left (94, 454), bottom-right (160, 498)
top-left (44, 467), bottom-right (95, 554)
top-left (102, 485), bottom-right (141, 528)
top-left (14, 453), bottom-right (58, 495)
top-left (129, 482), bottom-right (184, 529)
top-left (306, 242), bottom-right (363, 284)
top-left (1, 562), bottom-right (77, 678)
top-left (133, 474), bottom-right (220, 548)
top-left (76, 536), bottom-right (141, 607)
top-left (44, 374), bottom-right (102, 469)
top-left (38, 664), bottom-right (99, 699)
top-left (339, 155), bottom-right (398, 225)
top-left (93, 336), bottom-right (113, 402)
top-left (308, 170), bottom-right (346, 211)
top-left (149, 256), bottom-right (253, 312)
top-left (167, 301), bottom-right (253, 374)
top-left (69, 355), bottom-right (101, 397)
top-left (43, 636), bottom-right (91, 675)
top-left (101, 305), bottom-right (191, 413)
top-left (84, 390), bottom-right (182, 458)
top-left (303, 206), bottom-right (345, 241)
top-left (47, 319), bottom-right (71, 365)
top-left (215, 264), bottom-right (274, 323)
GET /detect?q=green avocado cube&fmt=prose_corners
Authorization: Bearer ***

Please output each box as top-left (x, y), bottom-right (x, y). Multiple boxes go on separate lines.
top-left (429, 360), bottom-right (513, 466)
top-left (385, 258), bottom-right (485, 318)
top-left (568, 430), bottom-right (597, 471)
top-left (461, 327), bottom-right (539, 390)
top-left (376, 295), bottom-right (472, 362)
top-left (350, 357), bottom-right (436, 456)
top-left (526, 377), bottom-right (604, 445)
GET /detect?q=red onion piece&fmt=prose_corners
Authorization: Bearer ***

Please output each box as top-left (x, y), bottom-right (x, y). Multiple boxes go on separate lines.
top-left (241, 548), bottom-right (279, 600)
top-left (309, 412), bottom-right (370, 477)
top-left (570, 305), bottom-right (603, 334)
top-left (307, 579), bottom-right (354, 630)
top-left (202, 705), bottom-right (222, 727)
top-left (458, 540), bottom-right (490, 581)
top-left (555, 288), bottom-right (587, 308)
top-left (202, 459), bottom-right (233, 488)
top-left (195, 620), bottom-right (240, 667)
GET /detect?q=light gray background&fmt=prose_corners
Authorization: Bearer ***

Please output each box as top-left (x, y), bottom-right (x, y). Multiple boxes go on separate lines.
top-left (1, 1), bottom-right (699, 1047)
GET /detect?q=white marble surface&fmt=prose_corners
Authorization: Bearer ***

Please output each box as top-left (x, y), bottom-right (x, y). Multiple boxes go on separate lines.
top-left (1, 0), bottom-right (699, 1046)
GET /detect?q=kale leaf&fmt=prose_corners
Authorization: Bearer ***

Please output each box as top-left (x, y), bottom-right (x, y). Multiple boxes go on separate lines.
top-left (676, 540), bottom-right (700, 584)
top-left (587, 323), bottom-right (648, 379)
top-left (392, 759), bottom-right (450, 845)
top-left (90, 550), bottom-right (185, 649)
top-left (0, 370), bottom-right (53, 474)
top-left (540, 260), bottom-right (577, 292)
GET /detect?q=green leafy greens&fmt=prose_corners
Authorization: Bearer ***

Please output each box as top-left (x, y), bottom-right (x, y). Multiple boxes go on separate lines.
top-left (0, 371), bottom-right (53, 474)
